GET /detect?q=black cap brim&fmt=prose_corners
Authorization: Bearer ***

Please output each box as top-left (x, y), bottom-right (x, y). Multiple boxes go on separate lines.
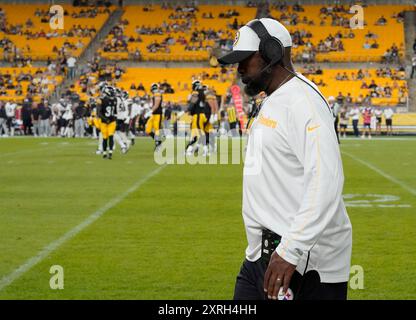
top-left (217, 50), bottom-right (256, 65)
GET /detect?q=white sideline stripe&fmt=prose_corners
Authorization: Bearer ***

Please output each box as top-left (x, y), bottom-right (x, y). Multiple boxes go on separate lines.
top-left (342, 151), bottom-right (416, 196)
top-left (0, 165), bottom-right (166, 292)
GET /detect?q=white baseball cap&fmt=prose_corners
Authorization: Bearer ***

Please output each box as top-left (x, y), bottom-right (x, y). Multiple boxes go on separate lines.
top-left (218, 18), bottom-right (292, 65)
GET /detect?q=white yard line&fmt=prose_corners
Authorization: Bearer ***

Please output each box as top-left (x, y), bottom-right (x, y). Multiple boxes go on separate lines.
top-left (0, 164), bottom-right (166, 292)
top-left (341, 151), bottom-right (416, 196)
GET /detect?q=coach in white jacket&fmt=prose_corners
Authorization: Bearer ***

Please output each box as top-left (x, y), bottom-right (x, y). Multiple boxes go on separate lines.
top-left (218, 18), bottom-right (352, 300)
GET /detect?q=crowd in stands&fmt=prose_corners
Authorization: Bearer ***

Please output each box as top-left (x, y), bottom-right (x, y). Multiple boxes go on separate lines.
top-left (302, 65), bottom-right (408, 107)
top-left (101, 2), bottom-right (248, 58)
top-left (0, 4), bottom-right (112, 62)
top-left (0, 65), bottom-right (62, 106)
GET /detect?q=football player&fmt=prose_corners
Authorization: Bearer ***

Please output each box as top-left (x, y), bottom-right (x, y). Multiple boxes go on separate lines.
top-left (129, 96), bottom-right (143, 144)
top-left (145, 83), bottom-right (164, 151)
top-left (185, 80), bottom-right (203, 155)
top-left (61, 99), bottom-right (74, 138)
top-left (97, 85), bottom-right (117, 159)
top-left (114, 88), bottom-right (130, 154)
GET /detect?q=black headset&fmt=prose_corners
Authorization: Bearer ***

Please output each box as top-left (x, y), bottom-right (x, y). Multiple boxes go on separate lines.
top-left (247, 19), bottom-right (284, 66)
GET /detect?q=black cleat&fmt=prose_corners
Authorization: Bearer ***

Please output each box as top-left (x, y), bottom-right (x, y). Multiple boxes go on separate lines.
top-left (108, 153), bottom-right (112, 160)
top-left (131, 138), bottom-right (135, 146)
top-left (103, 153), bottom-right (107, 159)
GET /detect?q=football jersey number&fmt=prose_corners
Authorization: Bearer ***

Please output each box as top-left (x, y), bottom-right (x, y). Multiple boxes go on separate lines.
top-left (104, 106), bottom-right (113, 117)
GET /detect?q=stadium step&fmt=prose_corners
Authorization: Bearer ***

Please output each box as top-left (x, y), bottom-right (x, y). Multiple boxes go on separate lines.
top-left (50, 7), bottom-right (125, 103)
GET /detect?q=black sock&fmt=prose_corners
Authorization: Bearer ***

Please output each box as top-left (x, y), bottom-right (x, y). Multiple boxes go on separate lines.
top-left (109, 135), bottom-right (114, 151)
top-left (103, 138), bottom-right (108, 152)
top-left (205, 133), bottom-right (209, 145)
top-left (186, 136), bottom-right (197, 149)
top-left (149, 132), bottom-right (155, 140)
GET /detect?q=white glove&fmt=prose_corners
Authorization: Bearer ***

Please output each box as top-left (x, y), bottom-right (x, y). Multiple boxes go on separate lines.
top-left (209, 114), bottom-right (215, 124)
top-left (124, 117), bottom-right (130, 124)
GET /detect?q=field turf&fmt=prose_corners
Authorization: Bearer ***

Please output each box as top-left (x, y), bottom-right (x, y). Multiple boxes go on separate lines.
top-left (0, 137), bottom-right (415, 299)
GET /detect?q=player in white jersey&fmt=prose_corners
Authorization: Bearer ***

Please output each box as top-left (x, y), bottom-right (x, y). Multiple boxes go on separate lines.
top-left (61, 101), bottom-right (74, 138)
top-left (5, 101), bottom-right (17, 136)
top-left (53, 99), bottom-right (66, 137)
top-left (114, 88), bottom-right (130, 154)
top-left (129, 97), bottom-right (143, 143)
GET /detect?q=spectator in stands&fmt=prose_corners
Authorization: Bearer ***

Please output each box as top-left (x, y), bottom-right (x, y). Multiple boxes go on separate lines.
top-left (114, 65), bottom-right (124, 80)
top-left (370, 40), bottom-right (379, 49)
top-left (368, 80), bottom-right (377, 89)
top-left (345, 93), bottom-right (353, 107)
top-left (336, 92), bottom-right (344, 105)
top-left (66, 55), bottom-right (77, 80)
top-left (133, 48), bottom-right (141, 61)
top-left (375, 15), bottom-right (387, 26)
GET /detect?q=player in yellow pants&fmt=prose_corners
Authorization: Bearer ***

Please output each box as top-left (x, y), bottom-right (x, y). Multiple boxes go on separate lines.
top-left (100, 121), bottom-right (116, 140)
top-left (145, 114), bottom-right (162, 137)
top-left (146, 83), bottom-right (164, 151)
top-left (185, 80), bottom-right (205, 155)
top-left (98, 85), bottom-right (118, 159)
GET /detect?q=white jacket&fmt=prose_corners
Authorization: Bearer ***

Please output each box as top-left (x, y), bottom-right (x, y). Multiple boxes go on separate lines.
top-left (243, 74), bottom-right (352, 283)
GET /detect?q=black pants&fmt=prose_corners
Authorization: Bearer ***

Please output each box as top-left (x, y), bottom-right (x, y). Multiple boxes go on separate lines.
top-left (23, 119), bottom-right (32, 135)
top-left (234, 259), bottom-right (347, 300)
top-left (352, 119), bottom-right (360, 137)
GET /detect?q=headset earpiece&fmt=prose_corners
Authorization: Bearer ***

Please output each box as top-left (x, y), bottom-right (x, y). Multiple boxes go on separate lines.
top-left (248, 20), bottom-right (284, 66)
top-left (261, 37), bottom-right (284, 65)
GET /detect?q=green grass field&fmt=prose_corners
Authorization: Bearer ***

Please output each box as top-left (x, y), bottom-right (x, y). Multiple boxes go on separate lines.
top-left (0, 137), bottom-right (415, 299)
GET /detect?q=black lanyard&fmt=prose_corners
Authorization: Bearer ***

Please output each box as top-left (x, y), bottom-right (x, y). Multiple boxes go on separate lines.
top-left (246, 100), bottom-right (264, 130)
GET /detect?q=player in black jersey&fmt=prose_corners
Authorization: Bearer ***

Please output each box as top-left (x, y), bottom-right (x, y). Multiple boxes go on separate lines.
top-left (145, 83), bottom-right (164, 151)
top-left (185, 80), bottom-right (205, 155)
top-left (97, 85), bottom-right (117, 159)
